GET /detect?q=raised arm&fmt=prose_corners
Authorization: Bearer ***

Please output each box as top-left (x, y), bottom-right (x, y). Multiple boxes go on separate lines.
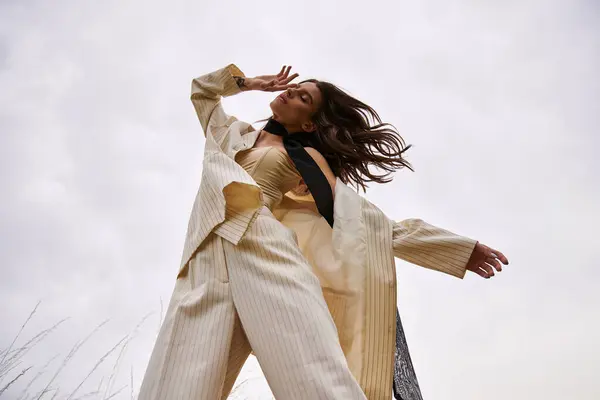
top-left (392, 219), bottom-right (509, 279)
top-left (190, 64), bottom-right (246, 135)
top-left (191, 64), bottom-right (300, 135)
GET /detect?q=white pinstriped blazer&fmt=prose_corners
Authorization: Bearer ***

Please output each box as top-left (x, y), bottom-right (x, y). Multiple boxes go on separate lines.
top-left (179, 64), bottom-right (477, 398)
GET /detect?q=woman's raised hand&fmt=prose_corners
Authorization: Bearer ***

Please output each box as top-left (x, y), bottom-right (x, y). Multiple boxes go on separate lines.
top-left (246, 65), bottom-right (299, 92)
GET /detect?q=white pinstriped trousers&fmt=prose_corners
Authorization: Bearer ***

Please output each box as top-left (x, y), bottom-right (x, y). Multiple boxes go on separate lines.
top-left (138, 206), bottom-right (367, 400)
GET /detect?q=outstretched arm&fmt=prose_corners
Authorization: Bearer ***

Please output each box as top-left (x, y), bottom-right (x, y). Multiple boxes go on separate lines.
top-left (392, 219), bottom-right (509, 279)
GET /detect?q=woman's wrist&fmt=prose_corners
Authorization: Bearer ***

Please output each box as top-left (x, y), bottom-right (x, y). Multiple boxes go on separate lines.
top-left (233, 76), bottom-right (254, 91)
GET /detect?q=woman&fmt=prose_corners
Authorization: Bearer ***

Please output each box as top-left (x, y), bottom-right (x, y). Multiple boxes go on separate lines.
top-left (138, 65), bottom-right (509, 400)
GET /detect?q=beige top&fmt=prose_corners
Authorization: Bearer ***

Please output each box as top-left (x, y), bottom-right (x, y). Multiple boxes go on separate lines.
top-left (234, 146), bottom-right (302, 211)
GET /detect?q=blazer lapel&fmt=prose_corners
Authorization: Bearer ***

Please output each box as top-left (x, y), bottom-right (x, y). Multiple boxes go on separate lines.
top-left (225, 120), bottom-right (259, 158)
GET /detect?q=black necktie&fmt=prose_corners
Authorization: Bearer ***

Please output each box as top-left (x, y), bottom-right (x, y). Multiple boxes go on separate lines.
top-left (262, 118), bottom-right (334, 227)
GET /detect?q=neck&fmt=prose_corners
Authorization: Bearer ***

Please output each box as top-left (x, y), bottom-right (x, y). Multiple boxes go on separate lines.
top-left (266, 117), bottom-right (307, 136)
top-left (260, 129), bottom-right (284, 140)
top-left (282, 123), bottom-right (303, 133)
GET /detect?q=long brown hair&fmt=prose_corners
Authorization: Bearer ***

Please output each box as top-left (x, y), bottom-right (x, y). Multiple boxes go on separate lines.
top-left (258, 79), bottom-right (413, 193)
top-left (304, 79), bottom-right (412, 192)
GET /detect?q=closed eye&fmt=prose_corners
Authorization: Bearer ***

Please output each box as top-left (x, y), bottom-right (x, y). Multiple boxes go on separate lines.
top-left (295, 86), bottom-right (313, 104)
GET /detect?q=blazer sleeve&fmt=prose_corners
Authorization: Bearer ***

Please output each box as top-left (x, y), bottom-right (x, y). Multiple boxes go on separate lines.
top-left (392, 219), bottom-right (477, 279)
top-left (191, 63), bottom-right (245, 135)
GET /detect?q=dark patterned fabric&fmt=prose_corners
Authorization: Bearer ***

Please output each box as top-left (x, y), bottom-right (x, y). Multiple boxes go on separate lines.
top-left (393, 309), bottom-right (423, 400)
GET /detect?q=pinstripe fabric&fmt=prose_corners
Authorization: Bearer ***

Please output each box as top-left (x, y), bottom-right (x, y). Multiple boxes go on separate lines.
top-left (276, 181), bottom-right (477, 398)
top-left (360, 198), bottom-right (397, 399)
top-left (139, 206), bottom-right (367, 400)
top-left (179, 64), bottom-right (264, 271)
top-left (391, 219), bottom-right (477, 279)
top-left (154, 63), bottom-right (479, 399)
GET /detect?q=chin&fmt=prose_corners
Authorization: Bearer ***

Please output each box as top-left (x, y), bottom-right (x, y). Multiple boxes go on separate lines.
top-left (269, 99), bottom-right (282, 113)
top-left (269, 104), bottom-right (287, 121)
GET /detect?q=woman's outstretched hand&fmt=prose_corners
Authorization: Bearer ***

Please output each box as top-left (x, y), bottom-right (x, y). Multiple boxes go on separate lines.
top-left (466, 242), bottom-right (509, 279)
top-left (242, 65), bottom-right (299, 92)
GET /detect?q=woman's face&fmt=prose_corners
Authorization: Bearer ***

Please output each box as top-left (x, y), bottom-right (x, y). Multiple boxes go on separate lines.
top-left (269, 82), bottom-right (323, 133)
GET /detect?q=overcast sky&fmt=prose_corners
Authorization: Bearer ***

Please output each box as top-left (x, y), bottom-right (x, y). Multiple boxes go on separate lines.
top-left (1, 0), bottom-right (598, 399)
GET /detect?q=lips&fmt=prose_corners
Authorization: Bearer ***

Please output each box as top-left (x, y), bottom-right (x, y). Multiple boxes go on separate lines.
top-left (278, 94), bottom-right (288, 104)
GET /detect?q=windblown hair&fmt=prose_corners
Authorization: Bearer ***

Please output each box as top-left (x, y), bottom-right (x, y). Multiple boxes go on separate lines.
top-left (302, 79), bottom-right (412, 192)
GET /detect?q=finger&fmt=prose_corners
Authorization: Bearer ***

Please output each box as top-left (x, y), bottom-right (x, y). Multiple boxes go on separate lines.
top-left (473, 267), bottom-right (489, 279)
top-left (486, 257), bottom-right (502, 272)
top-left (280, 65), bottom-right (292, 80)
top-left (278, 82), bottom-right (297, 89)
top-left (277, 65), bottom-right (286, 78)
top-left (265, 86), bottom-right (288, 92)
top-left (278, 65), bottom-right (290, 80)
top-left (481, 263), bottom-right (495, 278)
top-left (492, 249), bottom-right (509, 265)
top-left (269, 83), bottom-right (297, 91)
top-left (280, 73), bottom-right (299, 85)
